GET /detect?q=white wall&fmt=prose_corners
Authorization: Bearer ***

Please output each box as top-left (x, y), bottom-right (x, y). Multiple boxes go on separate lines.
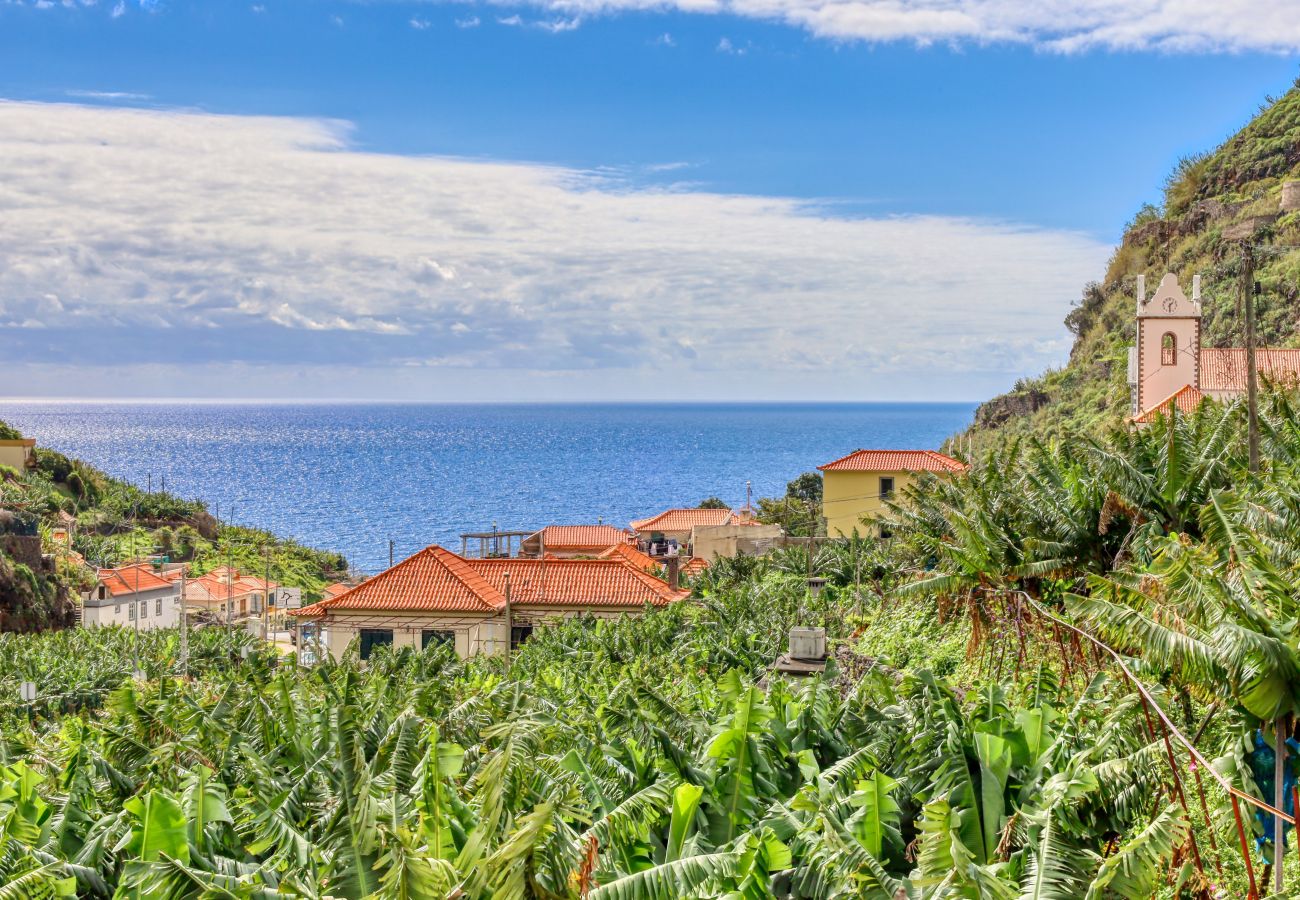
top-left (83, 587), bottom-right (180, 631)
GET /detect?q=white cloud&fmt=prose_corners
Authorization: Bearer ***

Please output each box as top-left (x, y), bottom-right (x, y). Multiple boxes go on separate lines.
top-left (496, 13), bottom-right (523, 25)
top-left (538, 14), bottom-right (581, 31)
top-left (410, 15), bottom-right (431, 28)
top-left (420, 0), bottom-right (1300, 52)
top-left (651, 31), bottom-right (675, 45)
top-left (455, 14), bottom-right (481, 26)
top-left (110, 1), bottom-right (124, 16)
top-left (0, 101), bottom-right (1110, 400)
top-left (65, 89), bottom-right (151, 101)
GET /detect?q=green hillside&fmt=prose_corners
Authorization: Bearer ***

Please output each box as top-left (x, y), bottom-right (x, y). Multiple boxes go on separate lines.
top-left (960, 77), bottom-right (1300, 445)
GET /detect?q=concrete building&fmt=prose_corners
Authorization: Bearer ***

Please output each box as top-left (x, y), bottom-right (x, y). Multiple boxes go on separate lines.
top-left (629, 508), bottom-right (757, 556)
top-left (83, 564), bottom-right (181, 630)
top-left (521, 524), bottom-right (633, 558)
top-left (0, 439), bottom-right (36, 473)
top-left (290, 545), bottom-right (689, 660)
top-left (162, 566), bottom-right (276, 620)
top-left (818, 449), bottom-right (968, 537)
top-left (1129, 272), bottom-right (1300, 422)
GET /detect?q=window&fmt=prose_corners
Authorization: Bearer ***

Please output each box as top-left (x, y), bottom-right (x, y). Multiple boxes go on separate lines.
top-left (358, 629), bottom-right (393, 660)
top-left (879, 476), bottom-right (895, 500)
top-left (140, 600), bottom-right (148, 619)
top-left (156, 598), bottom-right (163, 616)
top-left (510, 625), bottom-right (534, 650)
top-left (115, 603), bottom-right (121, 615)
top-left (422, 629), bottom-right (456, 650)
top-left (1161, 332), bottom-right (1177, 366)
top-left (128, 603), bottom-right (136, 620)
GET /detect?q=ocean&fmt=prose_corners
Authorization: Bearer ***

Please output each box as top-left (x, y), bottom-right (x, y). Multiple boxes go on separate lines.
top-left (2, 402), bottom-right (976, 573)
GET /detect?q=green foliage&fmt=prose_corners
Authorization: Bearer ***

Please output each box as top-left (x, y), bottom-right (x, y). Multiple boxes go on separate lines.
top-left (756, 471), bottom-right (823, 537)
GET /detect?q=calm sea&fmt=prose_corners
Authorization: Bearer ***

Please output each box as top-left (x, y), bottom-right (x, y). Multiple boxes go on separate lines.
top-left (2, 403), bottom-right (975, 573)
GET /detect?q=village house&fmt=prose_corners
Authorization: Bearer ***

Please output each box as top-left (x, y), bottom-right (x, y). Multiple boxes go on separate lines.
top-left (82, 563), bottom-right (181, 630)
top-left (0, 438), bottom-right (36, 472)
top-left (520, 524), bottom-right (634, 558)
top-left (163, 566), bottom-right (277, 620)
top-left (629, 507), bottom-right (760, 556)
top-left (290, 545), bottom-right (688, 660)
top-left (1129, 272), bottom-right (1300, 422)
top-left (818, 449), bottom-right (968, 537)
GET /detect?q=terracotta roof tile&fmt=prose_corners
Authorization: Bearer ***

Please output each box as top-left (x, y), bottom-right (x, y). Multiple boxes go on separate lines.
top-left (630, 508), bottom-right (755, 531)
top-left (293, 546), bottom-right (504, 618)
top-left (97, 564), bottom-right (174, 597)
top-left (599, 542), bottom-right (659, 572)
top-left (817, 449), bottom-right (968, 473)
top-left (1131, 385), bottom-right (1208, 423)
top-left (1200, 348), bottom-right (1300, 392)
top-left (470, 557), bottom-right (688, 607)
top-left (529, 524), bottom-right (633, 552)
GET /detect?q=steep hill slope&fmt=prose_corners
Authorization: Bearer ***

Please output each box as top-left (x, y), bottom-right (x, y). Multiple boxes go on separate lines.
top-left (960, 78), bottom-right (1300, 445)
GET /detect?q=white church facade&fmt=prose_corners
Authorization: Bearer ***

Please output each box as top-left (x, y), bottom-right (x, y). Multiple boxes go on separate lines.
top-left (1128, 273), bottom-right (1300, 422)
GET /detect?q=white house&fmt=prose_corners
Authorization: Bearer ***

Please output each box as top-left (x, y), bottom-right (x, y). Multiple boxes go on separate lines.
top-left (83, 563), bottom-right (181, 630)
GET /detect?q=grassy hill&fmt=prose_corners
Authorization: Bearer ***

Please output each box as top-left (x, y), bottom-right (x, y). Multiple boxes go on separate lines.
top-left (959, 77), bottom-right (1300, 446)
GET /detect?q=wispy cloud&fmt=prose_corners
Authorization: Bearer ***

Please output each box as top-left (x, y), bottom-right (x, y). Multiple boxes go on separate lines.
top-left (65, 89), bottom-right (151, 101)
top-left (110, 1), bottom-right (125, 17)
top-left (651, 31), bottom-right (675, 46)
top-left (496, 13), bottom-right (522, 26)
top-left (455, 14), bottom-right (480, 27)
top-left (409, 15), bottom-right (431, 29)
top-left (0, 101), bottom-right (1109, 400)
top-left (386, 0), bottom-right (1300, 52)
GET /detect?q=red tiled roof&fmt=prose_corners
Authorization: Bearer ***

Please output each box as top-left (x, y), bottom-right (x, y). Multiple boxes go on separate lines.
top-left (321, 582), bottom-right (352, 599)
top-left (293, 546), bottom-right (504, 617)
top-left (529, 524), bottom-right (633, 552)
top-left (599, 541), bottom-right (659, 572)
top-left (293, 547), bottom-right (689, 617)
top-left (1131, 385), bottom-right (1207, 424)
top-left (817, 449), bottom-right (968, 473)
top-left (1200, 348), bottom-right (1300, 392)
top-left (681, 557), bottom-right (709, 576)
top-left (97, 564), bottom-right (174, 597)
top-left (470, 557), bottom-right (688, 607)
top-left (630, 508), bottom-right (755, 532)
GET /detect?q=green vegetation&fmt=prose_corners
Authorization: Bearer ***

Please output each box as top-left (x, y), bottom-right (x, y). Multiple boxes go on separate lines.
top-left (963, 78), bottom-right (1300, 447)
top-left (756, 471), bottom-right (823, 536)
top-left (6, 394), bottom-right (1300, 895)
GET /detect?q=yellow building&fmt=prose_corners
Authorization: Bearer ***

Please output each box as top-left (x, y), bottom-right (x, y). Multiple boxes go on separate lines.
top-left (818, 449), bottom-right (967, 537)
top-left (0, 439), bottom-right (36, 473)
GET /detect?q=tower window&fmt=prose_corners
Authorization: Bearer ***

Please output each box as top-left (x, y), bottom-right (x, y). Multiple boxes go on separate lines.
top-left (1161, 332), bottom-right (1177, 366)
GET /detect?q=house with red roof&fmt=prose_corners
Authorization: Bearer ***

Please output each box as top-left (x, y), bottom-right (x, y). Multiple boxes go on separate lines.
top-left (83, 563), bottom-right (181, 630)
top-left (818, 449), bottom-right (968, 537)
top-left (1128, 273), bottom-right (1300, 423)
top-left (520, 524), bottom-right (633, 558)
top-left (290, 545), bottom-right (689, 660)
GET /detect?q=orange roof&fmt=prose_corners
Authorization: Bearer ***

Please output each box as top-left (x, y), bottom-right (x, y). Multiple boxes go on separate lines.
top-left (292, 547), bottom-right (688, 617)
top-left (1200, 348), bottom-right (1300, 392)
top-left (817, 449), bottom-right (968, 473)
top-left (294, 546), bottom-right (503, 617)
top-left (528, 524), bottom-right (633, 552)
top-left (471, 557), bottom-right (687, 607)
top-left (599, 541), bottom-right (659, 571)
top-left (681, 557), bottom-right (709, 576)
top-left (1131, 385), bottom-right (1207, 424)
top-left (321, 581), bottom-right (353, 599)
top-left (97, 564), bottom-right (174, 597)
top-left (630, 508), bottom-right (755, 532)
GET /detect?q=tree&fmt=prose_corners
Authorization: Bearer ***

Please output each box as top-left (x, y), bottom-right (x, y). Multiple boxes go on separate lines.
top-left (697, 497), bottom-right (729, 509)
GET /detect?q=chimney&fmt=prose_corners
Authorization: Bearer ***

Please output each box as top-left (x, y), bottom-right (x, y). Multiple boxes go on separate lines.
top-left (1135, 273), bottom-right (1146, 315)
top-left (665, 555), bottom-right (680, 588)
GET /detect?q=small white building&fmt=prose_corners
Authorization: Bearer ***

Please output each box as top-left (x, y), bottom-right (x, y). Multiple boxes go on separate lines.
top-left (83, 563), bottom-right (181, 630)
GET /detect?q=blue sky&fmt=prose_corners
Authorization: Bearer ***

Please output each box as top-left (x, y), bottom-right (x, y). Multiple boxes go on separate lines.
top-left (1, 0), bottom-right (1298, 401)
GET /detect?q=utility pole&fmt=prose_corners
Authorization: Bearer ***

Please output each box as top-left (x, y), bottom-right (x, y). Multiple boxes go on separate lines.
top-left (1242, 240), bottom-right (1260, 473)
top-left (263, 543), bottom-right (271, 644)
top-left (503, 572), bottom-right (513, 672)
top-left (388, 537), bottom-right (394, 569)
top-left (179, 569), bottom-right (188, 679)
